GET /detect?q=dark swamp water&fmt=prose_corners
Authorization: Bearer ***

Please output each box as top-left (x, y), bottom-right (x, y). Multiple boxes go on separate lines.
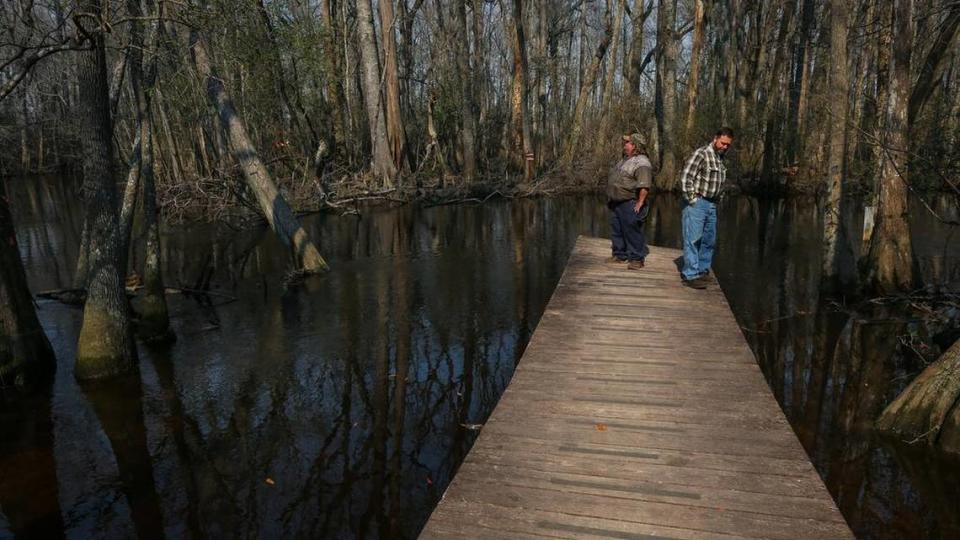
top-left (1, 176), bottom-right (959, 539)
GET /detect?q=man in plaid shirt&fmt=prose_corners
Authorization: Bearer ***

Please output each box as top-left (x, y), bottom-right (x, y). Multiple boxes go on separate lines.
top-left (679, 127), bottom-right (734, 289)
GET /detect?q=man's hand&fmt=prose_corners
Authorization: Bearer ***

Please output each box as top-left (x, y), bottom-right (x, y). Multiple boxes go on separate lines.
top-left (634, 188), bottom-right (649, 213)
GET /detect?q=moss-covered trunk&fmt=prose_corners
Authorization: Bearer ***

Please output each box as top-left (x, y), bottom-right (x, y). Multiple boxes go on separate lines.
top-left (74, 0), bottom-right (137, 380)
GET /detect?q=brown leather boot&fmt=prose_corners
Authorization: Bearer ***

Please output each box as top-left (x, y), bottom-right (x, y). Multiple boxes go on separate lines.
top-left (682, 276), bottom-right (708, 289)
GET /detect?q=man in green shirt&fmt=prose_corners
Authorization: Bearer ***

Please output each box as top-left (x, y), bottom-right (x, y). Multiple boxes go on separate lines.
top-left (606, 133), bottom-right (653, 270)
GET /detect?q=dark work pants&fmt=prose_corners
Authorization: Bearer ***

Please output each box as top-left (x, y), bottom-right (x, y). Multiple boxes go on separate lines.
top-left (609, 199), bottom-right (650, 262)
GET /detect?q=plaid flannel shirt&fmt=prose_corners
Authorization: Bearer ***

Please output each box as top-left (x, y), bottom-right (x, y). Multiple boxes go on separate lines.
top-left (680, 143), bottom-right (727, 202)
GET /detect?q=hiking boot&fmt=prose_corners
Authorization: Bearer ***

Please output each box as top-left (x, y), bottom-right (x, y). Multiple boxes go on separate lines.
top-left (698, 271), bottom-right (716, 283)
top-left (682, 277), bottom-right (708, 289)
top-left (627, 260), bottom-right (645, 270)
top-left (605, 256), bottom-right (627, 264)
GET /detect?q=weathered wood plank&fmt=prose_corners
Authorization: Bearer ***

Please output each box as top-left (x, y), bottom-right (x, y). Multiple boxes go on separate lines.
top-left (420, 237), bottom-right (852, 539)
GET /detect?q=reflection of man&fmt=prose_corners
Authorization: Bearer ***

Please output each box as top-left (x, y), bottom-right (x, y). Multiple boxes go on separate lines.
top-left (679, 127), bottom-right (734, 289)
top-left (606, 133), bottom-right (653, 270)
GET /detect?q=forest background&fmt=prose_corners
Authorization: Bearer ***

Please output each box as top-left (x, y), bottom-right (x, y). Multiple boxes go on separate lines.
top-left (4, 0), bottom-right (959, 212)
top-left (1, 0), bottom-right (960, 443)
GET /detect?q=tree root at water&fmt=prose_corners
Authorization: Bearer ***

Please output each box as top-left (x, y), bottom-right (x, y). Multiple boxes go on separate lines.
top-left (877, 338), bottom-right (960, 455)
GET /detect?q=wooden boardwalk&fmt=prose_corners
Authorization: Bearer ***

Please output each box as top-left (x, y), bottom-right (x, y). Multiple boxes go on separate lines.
top-left (420, 237), bottom-right (852, 539)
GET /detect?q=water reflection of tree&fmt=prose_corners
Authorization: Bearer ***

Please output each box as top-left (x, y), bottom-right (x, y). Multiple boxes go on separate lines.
top-left (82, 376), bottom-right (164, 540)
top-left (0, 391), bottom-right (65, 539)
top-left (726, 196), bottom-right (958, 537)
top-left (9, 192), bottom-right (618, 538)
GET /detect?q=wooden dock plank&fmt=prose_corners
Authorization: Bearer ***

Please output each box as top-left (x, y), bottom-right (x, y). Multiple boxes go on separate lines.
top-left (420, 237), bottom-right (852, 539)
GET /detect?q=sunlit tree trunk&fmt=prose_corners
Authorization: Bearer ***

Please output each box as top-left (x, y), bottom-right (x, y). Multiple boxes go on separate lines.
top-left (625, 1), bottom-right (652, 98)
top-left (908, 2), bottom-right (960, 125)
top-left (531, 0), bottom-right (549, 167)
top-left (118, 133), bottom-right (142, 275)
top-left (601, 0), bottom-right (625, 122)
top-left (864, 0), bottom-right (914, 294)
top-left (355, 0), bottom-right (399, 188)
top-left (759, 1), bottom-right (795, 178)
top-left (74, 0), bottom-right (137, 380)
top-left (847, 0), bottom-right (874, 168)
top-left (453, 0), bottom-right (478, 183)
top-left (508, 0), bottom-right (534, 180)
top-left (722, 0), bottom-right (739, 123)
top-left (379, 0), bottom-right (409, 173)
top-left (563, 10), bottom-right (612, 171)
top-left (320, 0), bottom-right (348, 161)
top-left (801, 5), bottom-right (831, 174)
top-left (821, 0), bottom-right (849, 289)
top-left (656, 0), bottom-right (679, 188)
top-left (862, 0), bottom-right (892, 253)
top-left (0, 176), bottom-right (55, 386)
top-left (684, 0), bottom-right (706, 143)
top-left (471, 0), bottom-right (488, 128)
top-left (189, 31), bottom-right (329, 273)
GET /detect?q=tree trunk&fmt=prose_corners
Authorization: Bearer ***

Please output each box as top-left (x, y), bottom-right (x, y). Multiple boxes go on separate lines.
top-left (877, 338), bottom-right (960, 455)
top-left (601, 0), bottom-right (626, 121)
top-left (563, 10), bottom-right (612, 171)
top-left (800, 4), bottom-right (830, 175)
top-left (471, 0), bottom-right (488, 127)
top-left (155, 89), bottom-right (186, 187)
top-left (453, 0), bottom-right (478, 183)
top-left (355, 0), bottom-right (399, 188)
top-left (189, 31), bottom-right (329, 273)
top-left (320, 0), bottom-right (349, 161)
top-left (684, 0), bottom-right (706, 143)
top-left (532, 0), bottom-right (549, 167)
top-left (508, 0), bottom-right (534, 180)
top-left (74, 0), bottom-right (137, 380)
top-left (656, 0), bottom-right (679, 188)
top-left (864, 0), bottom-right (914, 294)
top-left (74, 216), bottom-right (91, 288)
top-left (845, 1), bottom-right (871, 170)
top-left (118, 133), bottom-right (142, 277)
top-left (0, 175), bottom-right (55, 387)
top-left (735, 2), bottom-right (758, 132)
top-left (131, 0), bottom-right (170, 341)
top-left (908, 2), bottom-right (960, 125)
top-left (863, 0), bottom-right (892, 253)
top-left (625, 0), bottom-right (651, 98)
top-left (786, 0), bottom-right (815, 165)
top-left (759, 1), bottom-right (795, 178)
top-left (821, 0), bottom-right (849, 290)
top-left (19, 93), bottom-right (30, 173)
top-left (378, 0), bottom-right (410, 173)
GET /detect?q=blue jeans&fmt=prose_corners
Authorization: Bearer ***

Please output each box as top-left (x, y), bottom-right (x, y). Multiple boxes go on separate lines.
top-left (681, 198), bottom-right (717, 280)
top-left (609, 199), bottom-right (650, 261)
